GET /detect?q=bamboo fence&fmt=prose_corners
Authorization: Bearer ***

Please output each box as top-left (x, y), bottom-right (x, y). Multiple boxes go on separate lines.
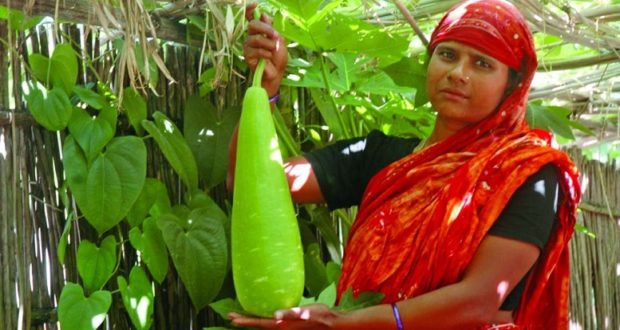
top-left (568, 150), bottom-right (620, 330)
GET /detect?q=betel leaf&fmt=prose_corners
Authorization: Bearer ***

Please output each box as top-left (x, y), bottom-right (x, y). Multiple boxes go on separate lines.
top-left (142, 111), bottom-right (198, 193)
top-left (64, 136), bottom-right (147, 235)
top-left (126, 178), bottom-right (172, 227)
top-left (117, 266), bottom-right (154, 330)
top-left (68, 106), bottom-right (117, 163)
top-left (77, 236), bottom-right (117, 294)
top-left (526, 102), bottom-right (575, 140)
top-left (122, 87), bottom-right (147, 136)
top-left (58, 283), bottom-right (111, 330)
top-left (128, 217), bottom-right (169, 283)
top-left (29, 53), bottom-right (51, 86)
top-left (158, 208), bottom-right (227, 311)
top-left (50, 44), bottom-right (78, 94)
top-left (73, 85), bottom-right (107, 110)
top-left (25, 85), bottom-right (73, 131)
top-left (184, 96), bottom-right (240, 188)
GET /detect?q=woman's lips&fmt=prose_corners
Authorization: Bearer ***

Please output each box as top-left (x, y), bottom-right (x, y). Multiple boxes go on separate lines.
top-left (439, 88), bottom-right (469, 101)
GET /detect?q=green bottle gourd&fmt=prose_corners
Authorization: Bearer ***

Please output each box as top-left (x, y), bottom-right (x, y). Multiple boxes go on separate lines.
top-left (231, 45), bottom-right (304, 316)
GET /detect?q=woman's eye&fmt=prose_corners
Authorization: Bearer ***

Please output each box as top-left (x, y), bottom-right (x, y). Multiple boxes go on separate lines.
top-left (439, 50), bottom-right (455, 60)
top-left (476, 59), bottom-right (491, 68)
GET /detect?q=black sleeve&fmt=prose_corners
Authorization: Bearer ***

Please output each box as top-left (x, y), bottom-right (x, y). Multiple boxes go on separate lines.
top-left (488, 163), bottom-right (561, 311)
top-left (488, 163), bottom-right (560, 250)
top-left (304, 131), bottom-right (420, 210)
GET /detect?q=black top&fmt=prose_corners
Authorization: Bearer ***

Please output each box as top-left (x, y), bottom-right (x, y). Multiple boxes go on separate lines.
top-left (304, 130), bottom-right (560, 310)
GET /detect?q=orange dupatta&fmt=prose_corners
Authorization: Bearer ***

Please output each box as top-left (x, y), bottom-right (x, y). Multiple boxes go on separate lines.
top-left (336, 1), bottom-right (582, 329)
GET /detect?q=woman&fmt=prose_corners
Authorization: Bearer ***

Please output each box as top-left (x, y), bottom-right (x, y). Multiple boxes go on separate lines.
top-left (228, 0), bottom-right (581, 329)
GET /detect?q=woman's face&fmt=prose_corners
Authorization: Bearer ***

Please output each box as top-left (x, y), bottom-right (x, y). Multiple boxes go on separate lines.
top-left (427, 41), bottom-right (510, 131)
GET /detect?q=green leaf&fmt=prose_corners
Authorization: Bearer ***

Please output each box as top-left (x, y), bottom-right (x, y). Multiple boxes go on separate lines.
top-left (127, 178), bottom-right (172, 227)
top-left (25, 86), bottom-right (73, 131)
top-left (309, 89), bottom-right (345, 139)
top-left (209, 298), bottom-right (245, 320)
top-left (68, 106), bottom-right (117, 163)
top-left (199, 68), bottom-right (217, 96)
top-left (77, 236), bottom-right (117, 293)
top-left (57, 211), bottom-right (75, 265)
top-left (50, 44), bottom-right (78, 94)
top-left (64, 136), bottom-right (147, 235)
top-left (184, 96), bottom-right (240, 188)
top-left (384, 56), bottom-right (428, 107)
top-left (526, 102), bottom-right (575, 140)
top-left (122, 87), bottom-right (147, 136)
top-left (304, 243), bottom-right (328, 297)
top-left (117, 266), bottom-right (154, 330)
top-left (73, 86), bottom-right (107, 110)
top-left (128, 218), bottom-right (169, 283)
top-left (315, 282), bottom-right (337, 307)
top-left (0, 6), bottom-right (43, 31)
top-left (158, 208), bottom-right (228, 310)
top-left (574, 223), bottom-right (596, 238)
top-left (268, 0), bottom-right (325, 22)
top-left (357, 72), bottom-right (415, 96)
top-left (325, 261), bottom-right (341, 285)
top-left (29, 54), bottom-right (51, 86)
top-left (143, 112), bottom-right (198, 192)
top-left (335, 288), bottom-right (384, 311)
top-left (58, 283), bottom-right (112, 330)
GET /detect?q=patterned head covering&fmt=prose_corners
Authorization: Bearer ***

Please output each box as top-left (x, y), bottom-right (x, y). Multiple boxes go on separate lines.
top-left (337, 1), bottom-right (581, 329)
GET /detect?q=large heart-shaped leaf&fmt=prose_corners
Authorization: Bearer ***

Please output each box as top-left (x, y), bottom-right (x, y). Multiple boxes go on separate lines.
top-left (64, 136), bottom-right (147, 235)
top-left (77, 236), bottom-right (117, 293)
top-left (68, 106), bottom-right (117, 163)
top-left (184, 96), bottom-right (240, 188)
top-left (127, 178), bottom-right (172, 227)
top-left (58, 283), bottom-right (111, 330)
top-left (158, 208), bottom-right (227, 310)
top-left (50, 44), bottom-right (78, 94)
top-left (117, 266), bottom-right (154, 330)
top-left (129, 217), bottom-right (169, 283)
top-left (142, 111), bottom-right (198, 192)
top-left (122, 87), bottom-right (147, 136)
top-left (25, 86), bottom-right (73, 131)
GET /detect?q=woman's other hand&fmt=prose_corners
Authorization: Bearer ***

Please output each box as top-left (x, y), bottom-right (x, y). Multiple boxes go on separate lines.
top-left (244, 3), bottom-right (288, 98)
top-left (229, 304), bottom-right (343, 330)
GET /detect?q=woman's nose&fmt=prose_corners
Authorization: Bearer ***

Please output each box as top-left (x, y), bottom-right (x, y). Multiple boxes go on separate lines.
top-left (447, 62), bottom-right (470, 84)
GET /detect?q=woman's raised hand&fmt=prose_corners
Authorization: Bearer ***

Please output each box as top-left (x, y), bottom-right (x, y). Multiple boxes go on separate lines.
top-left (244, 3), bottom-right (288, 98)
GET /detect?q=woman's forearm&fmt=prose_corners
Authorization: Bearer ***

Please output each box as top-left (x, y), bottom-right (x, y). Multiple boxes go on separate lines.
top-left (334, 282), bottom-right (496, 330)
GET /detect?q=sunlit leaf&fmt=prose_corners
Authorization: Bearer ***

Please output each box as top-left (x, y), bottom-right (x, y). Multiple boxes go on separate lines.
top-left (118, 266), bottom-right (154, 330)
top-left (58, 283), bottom-right (111, 330)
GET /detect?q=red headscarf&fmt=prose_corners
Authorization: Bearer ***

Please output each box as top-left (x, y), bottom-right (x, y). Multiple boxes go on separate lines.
top-left (336, 1), bottom-right (581, 329)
